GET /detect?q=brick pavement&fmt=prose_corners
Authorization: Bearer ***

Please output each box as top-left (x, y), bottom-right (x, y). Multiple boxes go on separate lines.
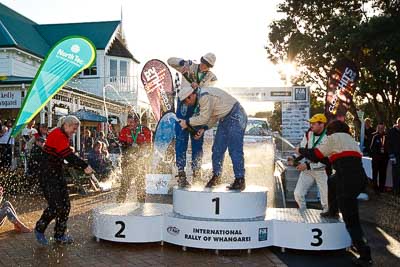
top-left (1, 181), bottom-right (399, 266)
top-left (0, 190), bottom-right (287, 267)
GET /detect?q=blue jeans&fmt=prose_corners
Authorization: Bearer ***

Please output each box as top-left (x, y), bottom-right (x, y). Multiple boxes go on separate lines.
top-left (175, 100), bottom-right (204, 172)
top-left (0, 201), bottom-right (18, 225)
top-left (212, 102), bottom-right (247, 179)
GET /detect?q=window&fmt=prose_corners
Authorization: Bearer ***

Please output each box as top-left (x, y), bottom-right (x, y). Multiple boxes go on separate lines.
top-left (109, 59), bottom-right (118, 82)
top-left (83, 60), bottom-right (97, 76)
top-left (110, 59), bottom-right (118, 77)
top-left (120, 61), bottom-right (128, 77)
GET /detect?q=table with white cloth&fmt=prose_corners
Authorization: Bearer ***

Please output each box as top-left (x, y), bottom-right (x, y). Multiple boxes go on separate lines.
top-left (362, 156), bottom-right (393, 187)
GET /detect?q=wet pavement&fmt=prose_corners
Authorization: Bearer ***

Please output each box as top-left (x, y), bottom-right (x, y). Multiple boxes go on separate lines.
top-left (0, 191), bottom-right (286, 267)
top-left (0, 143), bottom-right (399, 266)
top-left (0, 185), bottom-right (399, 266)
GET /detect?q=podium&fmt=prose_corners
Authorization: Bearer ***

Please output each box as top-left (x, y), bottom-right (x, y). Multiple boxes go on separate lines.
top-left (92, 202), bottom-right (171, 243)
top-left (173, 186), bottom-right (267, 219)
top-left (92, 185), bottom-right (351, 251)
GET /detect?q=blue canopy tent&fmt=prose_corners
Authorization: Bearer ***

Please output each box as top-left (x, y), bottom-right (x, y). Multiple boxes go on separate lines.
top-left (71, 109), bottom-right (107, 122)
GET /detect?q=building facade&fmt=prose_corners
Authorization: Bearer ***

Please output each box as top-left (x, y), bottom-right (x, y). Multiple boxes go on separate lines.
top-left (0, 3), bottom-right (152, 135)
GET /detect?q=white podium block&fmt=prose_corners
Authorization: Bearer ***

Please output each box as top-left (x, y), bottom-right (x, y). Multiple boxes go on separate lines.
top-left (163, 208), bottom-right (350, 251)
top-left (91, 199), bottom-right (350, 250)
top-left (267, 208), bottom-right (351, 250)
top-left (173, 185), bottom-right (268, 219)
top-left (164, 213), bottom-right (273, 250)
top-left (92, 202), bottom-right (172, 243)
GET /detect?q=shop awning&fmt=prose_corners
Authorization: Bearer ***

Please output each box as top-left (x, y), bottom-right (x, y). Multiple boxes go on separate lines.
top-left (71, 109), bottom-right (107, 122)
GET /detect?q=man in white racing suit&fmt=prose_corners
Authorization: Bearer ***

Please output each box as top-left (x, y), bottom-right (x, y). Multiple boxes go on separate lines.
top-left (289, 113), bottom-right (328, 212)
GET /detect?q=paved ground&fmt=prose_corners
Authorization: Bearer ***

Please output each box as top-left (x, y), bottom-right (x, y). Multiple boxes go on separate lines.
top-left (1, 186), bottom-right (399, 266)
top-left (1, 143), bottom-right (399, 266)
top-left (0, 190), bottom-right (286, 267)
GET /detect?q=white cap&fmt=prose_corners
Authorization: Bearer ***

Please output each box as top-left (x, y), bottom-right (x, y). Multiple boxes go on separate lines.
top-left (178, 87), bottom-right (195, 101)
top-left (201, 52), bottom-right (216, 67)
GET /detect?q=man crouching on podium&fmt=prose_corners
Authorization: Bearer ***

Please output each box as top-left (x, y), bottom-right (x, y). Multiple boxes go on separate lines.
top-left (178, 86), bottom-right (248, 191)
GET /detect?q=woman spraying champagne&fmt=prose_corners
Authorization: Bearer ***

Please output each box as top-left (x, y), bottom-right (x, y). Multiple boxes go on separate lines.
top-left (34, 116), bottom-right (93, 245)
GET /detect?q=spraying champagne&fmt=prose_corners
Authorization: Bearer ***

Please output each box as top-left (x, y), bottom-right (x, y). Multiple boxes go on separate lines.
top-left (170, 113), bottom-right (198, 135)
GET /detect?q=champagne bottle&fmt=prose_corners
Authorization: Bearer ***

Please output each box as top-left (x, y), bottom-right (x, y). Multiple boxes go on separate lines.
top-left (179, 120), bottom-right (197, 135)
top-left (186, 123), bottom-right (197, 135)
top-left (291, 154), bottom-right (303, 167)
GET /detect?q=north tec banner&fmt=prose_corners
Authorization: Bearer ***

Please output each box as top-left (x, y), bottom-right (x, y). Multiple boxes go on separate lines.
top-left (11, 36), bottom-right (96, 137)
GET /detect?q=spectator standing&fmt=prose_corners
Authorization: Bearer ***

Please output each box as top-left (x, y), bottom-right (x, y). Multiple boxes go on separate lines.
top-left (0, 121), bottom-right (14, 169)
top-left (363, 118), bottom-right (374, 156)
top-left (27, 124), bottom-right (48, 189)
top-left (107, 131), bottom-right (120, 154)
top-left (387, 118), bottom-right (400, 195)
top-left (370, 123), bottom-right (389, 194)
top-left (81, 129), bottom-right (94, 158)
top-left (21, 120), bottom-right (37, 152)
top-left (117, 114), bottom-right (152, 202)
top-left (96, 131), bottom-right (109, 148)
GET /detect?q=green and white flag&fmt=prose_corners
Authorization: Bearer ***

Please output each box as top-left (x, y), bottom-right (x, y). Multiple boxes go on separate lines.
top-left (11, 36), bottom-right (96, 137)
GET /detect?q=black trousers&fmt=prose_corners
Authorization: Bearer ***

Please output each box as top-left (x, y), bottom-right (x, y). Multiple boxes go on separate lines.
top-left (0, 144), bottom-right (12, 169)
top-left (372, 157), bottom-right (388, 192)
top-left (327, 175), bottom-right (339, 214)
top-left (35, 177), bottom-right (70, 238)
top-left (327, 175), bottom-right (371, 259)
top-left (392, 156), bottom-right (400, 194)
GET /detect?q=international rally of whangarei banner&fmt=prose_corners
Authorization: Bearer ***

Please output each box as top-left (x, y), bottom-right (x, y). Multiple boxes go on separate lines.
top-left (11, 36), bottom-right (96, 137)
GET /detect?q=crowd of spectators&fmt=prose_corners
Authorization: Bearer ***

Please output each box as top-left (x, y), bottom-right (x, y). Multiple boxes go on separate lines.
top-left (0, 117), bottom-right (135, 193)
top-left (363, 117), bottom-right (400, 196)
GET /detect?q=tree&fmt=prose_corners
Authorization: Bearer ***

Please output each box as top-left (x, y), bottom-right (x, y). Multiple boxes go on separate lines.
top-left (267, 0), bottom-right (400, 129)
top-left (268, 102), bottom-right (282, 133)
top-left (310, 93), bottom-right (325, 115)
top-left (351, 13), bottom-right (400, 126)
top-left (254, 111), bottom-right (271, 119)
top-left (254, 110), bottom-right (281, 131)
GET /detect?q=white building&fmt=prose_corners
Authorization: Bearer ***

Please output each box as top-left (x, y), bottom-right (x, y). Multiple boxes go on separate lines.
top-left (0, 2), bottom-right (152, 129)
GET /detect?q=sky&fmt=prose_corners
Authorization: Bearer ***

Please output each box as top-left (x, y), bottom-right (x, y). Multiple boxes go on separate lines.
top-left (1, 0), bottom-right (285, 112)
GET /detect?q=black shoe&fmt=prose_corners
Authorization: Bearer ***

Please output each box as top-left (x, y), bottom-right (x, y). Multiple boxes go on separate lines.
top-left (205, 175), bottom-right (221, 188)
top-left (178, 178), bottom-right (190, 188)
top-left (176, 171), bottom-right (190, 188)
top-left (320, 211), bottom-right (340, 219)
top-left (351, 257), bottom-right (373, 267)
top-left (227, 178), bottom-right (246, 191)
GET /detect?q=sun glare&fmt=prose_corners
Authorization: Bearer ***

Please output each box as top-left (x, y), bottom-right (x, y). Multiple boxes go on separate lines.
top-left (278, 62), bottom-right (297, 86)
